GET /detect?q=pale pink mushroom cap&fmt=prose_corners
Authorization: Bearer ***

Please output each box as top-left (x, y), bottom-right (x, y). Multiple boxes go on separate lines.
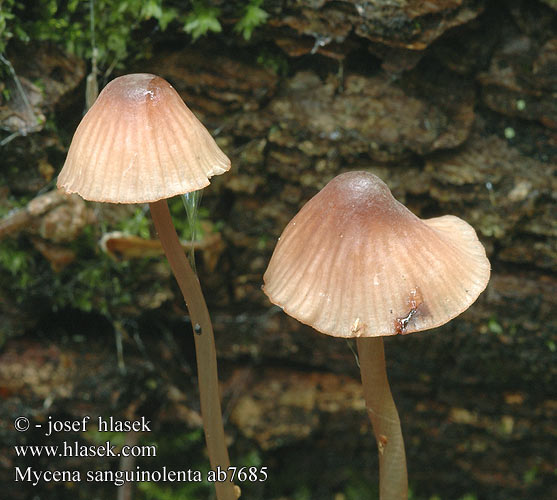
top-left (263, 171), bottom-right (491, 338)
top-left (57, 73), bottom-right (230, 203)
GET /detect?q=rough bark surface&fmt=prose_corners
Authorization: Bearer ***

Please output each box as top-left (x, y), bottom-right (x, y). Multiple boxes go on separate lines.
top-left (1, 1), bottom-right (556, 499)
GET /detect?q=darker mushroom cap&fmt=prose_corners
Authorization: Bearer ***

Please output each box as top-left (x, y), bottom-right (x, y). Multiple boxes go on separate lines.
top-left (263, 171), bottom-right (491, 338)
top-left (307, 171), bottom-right (417, 229)
top-left (103, 73), bottom-right (165, 103)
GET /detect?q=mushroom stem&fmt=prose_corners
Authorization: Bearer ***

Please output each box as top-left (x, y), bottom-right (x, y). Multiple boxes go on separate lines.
top-left (356, 337), bottom-right (408, 500)
top-left (149, 199), bottom-right (237, 500)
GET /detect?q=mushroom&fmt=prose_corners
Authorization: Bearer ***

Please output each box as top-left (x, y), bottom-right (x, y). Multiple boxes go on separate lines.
top-left (263, 171), bottom-right (490, 499)
top-left (58, 73), bottom-right (238, 500)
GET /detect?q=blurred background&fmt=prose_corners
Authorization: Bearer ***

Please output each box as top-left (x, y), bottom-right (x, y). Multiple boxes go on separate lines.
top-left (0, 1), bottom-right (555, 499)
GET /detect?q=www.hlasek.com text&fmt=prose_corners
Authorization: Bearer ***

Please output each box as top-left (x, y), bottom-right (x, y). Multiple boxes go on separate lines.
top-left (14, 440), bottom-right (156, 458)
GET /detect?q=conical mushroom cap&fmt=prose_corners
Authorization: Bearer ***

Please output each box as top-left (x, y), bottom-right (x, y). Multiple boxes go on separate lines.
top-left (57, 73), bottom-right (230, 203)
top-left (263, 171), bottom-right (490, 338)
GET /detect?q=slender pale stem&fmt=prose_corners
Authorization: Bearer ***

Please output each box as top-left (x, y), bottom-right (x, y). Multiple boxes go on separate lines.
top-left (357, 337), bottom-right (408, 500)
top-left (150, 199), bottom-right (237, 500)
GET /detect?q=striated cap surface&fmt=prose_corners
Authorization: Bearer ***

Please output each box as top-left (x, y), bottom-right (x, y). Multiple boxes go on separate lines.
top-left (57, 73), bottom-right (230, 203)
top-left (263, 171), bottom-right (490, 338)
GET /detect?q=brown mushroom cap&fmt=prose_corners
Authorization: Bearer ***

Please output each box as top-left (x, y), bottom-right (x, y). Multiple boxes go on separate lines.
top-left (263, 171), bottom-right (490, 338)
top-left (57, 73), bottom-right (230, 203)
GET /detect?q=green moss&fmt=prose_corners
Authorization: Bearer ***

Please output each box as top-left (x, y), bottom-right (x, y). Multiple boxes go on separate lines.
top-left (344, 474), bottom-right (379, 499)
top-left (0, 190), bottom-right (221, 326)
top-left (0, 238), bottom-right (34, 291)
top-left (116, 206), bottom-right (152, 239)
top-left (19, 0), bottom-right (176, 69)
top-left (169, 196), bottom-right (210, 241)
top-left (0, 0), bottom-right (26, 54)
top-left (0, 193), bottom-right (31, 217)
top-left (52, 258), bottom-right (134, 315)
top-left (137, 428), bottom-right (212, 499)
top-left (1, 0), bottom-right (270, 74)
top-left (0, 224), bottom-right (143, 318)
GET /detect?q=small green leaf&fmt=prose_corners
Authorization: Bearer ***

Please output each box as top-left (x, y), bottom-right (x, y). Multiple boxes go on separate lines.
top-left (235, 1), bottom-right (269, 40)
top-left (184, 3), bottom-right (221, 40)
top-left (487, 317), bottom-right (503, 335)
